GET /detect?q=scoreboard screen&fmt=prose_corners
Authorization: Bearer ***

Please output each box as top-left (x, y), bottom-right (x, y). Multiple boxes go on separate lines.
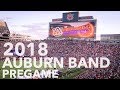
top-left (49, 20), bottom-right (96, 38)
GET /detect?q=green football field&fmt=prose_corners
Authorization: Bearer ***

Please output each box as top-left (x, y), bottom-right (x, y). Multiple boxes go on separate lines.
top-left (0, 60), bottom-right (85, 79)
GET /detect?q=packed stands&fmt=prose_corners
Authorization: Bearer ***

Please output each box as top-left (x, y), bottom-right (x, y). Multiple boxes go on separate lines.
top-left (0, 39), bottom-right (120, 79)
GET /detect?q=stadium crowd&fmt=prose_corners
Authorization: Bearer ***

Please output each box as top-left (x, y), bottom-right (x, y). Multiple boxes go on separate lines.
top-left (0, 39), bottom-right (120, 79)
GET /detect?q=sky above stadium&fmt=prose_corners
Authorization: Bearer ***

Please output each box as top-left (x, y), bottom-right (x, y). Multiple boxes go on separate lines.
top-left (0, 11), bottom-right (120, 40)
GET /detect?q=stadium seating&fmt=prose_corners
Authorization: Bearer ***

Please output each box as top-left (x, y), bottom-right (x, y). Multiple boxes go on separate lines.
top-left (0, 39), bottom-right (120, 79)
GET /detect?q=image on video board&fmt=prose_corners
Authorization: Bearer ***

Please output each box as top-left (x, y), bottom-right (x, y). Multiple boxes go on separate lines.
top-left (49, 20), bottom-right (96, 38)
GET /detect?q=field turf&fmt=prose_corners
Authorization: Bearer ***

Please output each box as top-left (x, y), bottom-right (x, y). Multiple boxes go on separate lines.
top-left (0, 60), bottom-right (85, 79)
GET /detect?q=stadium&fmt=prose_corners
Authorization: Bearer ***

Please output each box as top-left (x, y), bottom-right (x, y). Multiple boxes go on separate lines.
top-left (0, 12), bottom-right (120, 79)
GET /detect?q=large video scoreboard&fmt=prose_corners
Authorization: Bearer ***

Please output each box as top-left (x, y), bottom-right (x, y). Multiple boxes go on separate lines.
top-left (49, 12), bottom-right (97, 39)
